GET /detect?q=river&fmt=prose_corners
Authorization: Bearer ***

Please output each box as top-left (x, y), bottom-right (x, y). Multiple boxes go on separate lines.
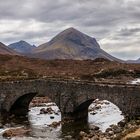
top-left (0, 99), bottom-right (124, 140)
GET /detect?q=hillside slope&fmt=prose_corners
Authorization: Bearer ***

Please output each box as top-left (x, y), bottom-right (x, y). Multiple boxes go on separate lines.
top-left (0, 42), bottom-right (18, 55)
top-left (32, 28), bottom-right (120, 61)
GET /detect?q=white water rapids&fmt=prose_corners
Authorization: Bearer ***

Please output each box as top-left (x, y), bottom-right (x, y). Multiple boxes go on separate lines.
top-left (0, 100), bottom-right (124, 140)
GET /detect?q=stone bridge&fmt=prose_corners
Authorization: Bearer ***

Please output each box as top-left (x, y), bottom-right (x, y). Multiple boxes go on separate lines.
top-left (0, 79), bottom-right (140, 120)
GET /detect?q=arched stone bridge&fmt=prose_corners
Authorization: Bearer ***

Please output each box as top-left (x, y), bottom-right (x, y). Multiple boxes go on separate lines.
top-left (0, 79), bottom-right (140, 120)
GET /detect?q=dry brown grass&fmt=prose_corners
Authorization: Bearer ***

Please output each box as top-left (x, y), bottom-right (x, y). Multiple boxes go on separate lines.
top-left (122, 128), bottom-right (140, 140)
top-left (0, 54), bottom-right (140, 82)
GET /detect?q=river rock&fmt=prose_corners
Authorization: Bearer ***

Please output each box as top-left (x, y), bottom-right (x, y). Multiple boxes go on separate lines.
top-left (90, 112), bottom-right (96, 115)
top-left (118, 119), bottom-right (126, 127)
top-left (2, 127), bottom-right (30, 138)
top-left (91, 135), bottom-right (100, 140)
top-left (40, 107), bottom-right (54, 114)
top-left (64, 135), bottom-right (72, 140)
top-left (40, 108), bottom-right (46, 114)
top-left (108, 130), bottom-right (114, 136)
top-left (110, 124), bottom-right (122, 134)
top-left (90, 125), bottom-right (100, 131)
top-left (50, 116), bottom-right (54, 119)
top-left (95, 105), bottom-right (101, 110)
top-left (104, 101), bottom-right (110, 105)
top-left (79, 131), bottom-right (87, 137)
top-left (106, 127), bottom-right (113, 132)
top-left (48, 121), bottom-right (60, 128)
top-left (0, 123), bottom-right (3, 128)
top-left (135, 119), bottom-right (140, 125)
top-left (54, 112), bottom-right (59, 115)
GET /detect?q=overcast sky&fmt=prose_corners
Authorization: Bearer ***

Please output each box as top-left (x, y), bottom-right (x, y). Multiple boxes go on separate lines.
top-left (0, 0), bottom-right (140, 60)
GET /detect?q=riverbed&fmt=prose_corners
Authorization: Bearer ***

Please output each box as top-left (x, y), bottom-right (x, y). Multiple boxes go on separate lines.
top-left (0, 100), bottom-right (124, 140)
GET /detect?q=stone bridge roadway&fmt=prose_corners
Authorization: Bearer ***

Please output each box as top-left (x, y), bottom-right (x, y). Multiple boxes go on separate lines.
top-left (0, 79), bottom-right (140, 120)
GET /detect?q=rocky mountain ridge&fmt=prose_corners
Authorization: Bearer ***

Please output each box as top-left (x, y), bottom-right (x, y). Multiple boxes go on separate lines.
top-left (0, 42), bottom-right (18, 55)
top-left (31, 27), bottom-right (120, 61)
top-left (8, 40), bottom-right (36, 54)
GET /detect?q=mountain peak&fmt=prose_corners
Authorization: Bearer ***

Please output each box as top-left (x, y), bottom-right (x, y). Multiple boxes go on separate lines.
top-left (31, 28), bottom-right (121, 61)
top-left (62, 27), bottom-right (79, 33)
top-left (19, 40), bottom-right (27, 43)
top-left (59, 27), bottom-right (85, 36)
top-left (0, 42), bottom-right (6, 46)
top-left (47, 27), bottom-right (100, 50)
top-left (8, 41), bottom-right (36, 54)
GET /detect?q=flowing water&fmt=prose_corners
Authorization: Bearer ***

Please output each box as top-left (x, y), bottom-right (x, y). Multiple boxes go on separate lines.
top-left (0, 100), bottom-right (124, 140)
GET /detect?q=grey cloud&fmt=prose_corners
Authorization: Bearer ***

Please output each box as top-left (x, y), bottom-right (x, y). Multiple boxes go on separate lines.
top-left (116, 28), bottom-right (140, 37)
top-left (0, 0), bottom-right (140, 60)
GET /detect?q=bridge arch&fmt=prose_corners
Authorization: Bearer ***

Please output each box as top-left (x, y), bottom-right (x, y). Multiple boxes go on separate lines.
top-left (2, 90), bottom-right (62, 118)
top-left (0, 79), bottom-right (140, 120)
top-left (71, 98), bottom-right (123, 121)
top-left (9, 92), bottom-right (37, 116)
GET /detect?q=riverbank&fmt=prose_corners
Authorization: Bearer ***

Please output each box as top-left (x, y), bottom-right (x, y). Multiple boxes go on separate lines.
top-left (79, 119), bottom-right (140, 140)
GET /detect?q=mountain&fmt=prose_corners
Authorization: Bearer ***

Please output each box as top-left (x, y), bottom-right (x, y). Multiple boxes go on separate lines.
top-left (32, 27), bottom-right (120, 61)
top-left (0, 42), bottom-right (18, 55)
top-left (8, 40), bottom-right (36, 54)
top-left (136, 58), bottom-right (140, 63)
top-left (127, 58), bottom-right (140, 63)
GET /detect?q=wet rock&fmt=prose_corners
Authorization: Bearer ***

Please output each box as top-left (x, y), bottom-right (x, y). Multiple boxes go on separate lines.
top-left (10, 122), bottom-right (16, 127)
top-left (50, 116), bottom-right (54, 119)
top-left (90, 112), bottom-right (96, 115)
top-left (88, 108), bottom-right (94, 112)
top-left (40, 108), bottom-right (46, 114)
top-left (135, 120), bottom-right (140, 125)
top-left (46, 103), bottom-right (56, 107)
top-left (4, 123), bottom-right (11, 127)
top-left (95, 105), bottom-right (101, 110)
top-left (40, 107), bottom-right (54, 114)
top-left (64, 135), bottom-right (72, 140)
top-left (54, 112), bottom-right (59, 115)
top-left (110, 124), bottom-right (118, 129)
top-left (93, 99), bottom-right (100, 104)
top-left (83, 137), bottom-right (90, 140)
top-left (110, 124), bottom-right (122, 134)
top-left (0, 123), bottom-right (3, 128)
top-left (79, 131), bottom-right (87, 137)
top-left (9, 114), bottom-right (15, 119)
top-left (91, 125), bottom-right (100, 131)
top-left (125, 123), bottom-right (133, 129)
top-left (91, 135), bottom-right (100, 140)
top-left (2, 127), bottom-right (30, 138)
top-left (106, 127), bottom-right (113, 132)
top-left (48, 121), bottom-right (60, 128)
top-left (108, 130), bottom-right (114, 136)
top-left (46, 107), bottom-right (54, 114)
top-left (118, 119), bottom-right (126, 127)
top-left (104, 101), bottom-right (110, 105)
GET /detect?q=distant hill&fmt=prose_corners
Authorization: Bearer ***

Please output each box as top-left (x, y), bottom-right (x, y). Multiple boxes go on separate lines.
top-left (8, 40), bottom-right (36, 54)
top-left (127, 58), bottom-right (140, 63)
top-left (32, 27), bottom-right (121, 61)
top-left (0, 42), bottom-right (18, 55)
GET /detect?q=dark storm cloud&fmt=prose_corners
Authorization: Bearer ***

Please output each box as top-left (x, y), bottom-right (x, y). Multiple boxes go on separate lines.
top-left (0, 0), bottom-right (140, 60)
